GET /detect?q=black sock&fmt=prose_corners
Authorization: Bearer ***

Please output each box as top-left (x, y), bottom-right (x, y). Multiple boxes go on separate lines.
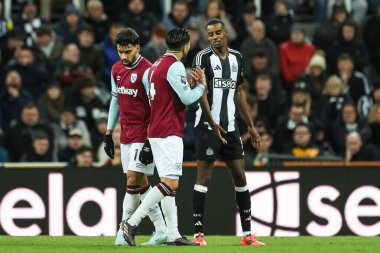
top-left (193, 186), bottom-right (207, 234)
top-left (235, 187), bottom-right (251, 233)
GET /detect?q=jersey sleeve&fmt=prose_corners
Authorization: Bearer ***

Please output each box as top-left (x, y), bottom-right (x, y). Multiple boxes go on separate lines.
top-left (167, 61), bottom-right (205, 105)
top-left (142, 68), bottom-right (150, 95)
top-left (106, 74), bottom-right (120, 130)
top-left (237, 54), bottom-right (244, 86)
top-left (192, 51), bottom-right (207, 69)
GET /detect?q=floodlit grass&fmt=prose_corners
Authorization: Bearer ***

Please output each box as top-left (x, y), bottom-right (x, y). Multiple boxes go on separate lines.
top-left (0, 235), bottom-right (379, 253)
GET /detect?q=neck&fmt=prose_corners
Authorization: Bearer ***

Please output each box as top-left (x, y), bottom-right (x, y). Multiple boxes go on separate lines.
top-left (213, 45), bottom-right (227, 59)
top-left (166, 50), bottom-right (183, 61)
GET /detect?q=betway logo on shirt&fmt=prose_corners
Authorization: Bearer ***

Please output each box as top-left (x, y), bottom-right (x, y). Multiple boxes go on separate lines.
top-left (213, 77), bottom-right (236, 89)
top-left (117, 86), bottom-right (138, 97)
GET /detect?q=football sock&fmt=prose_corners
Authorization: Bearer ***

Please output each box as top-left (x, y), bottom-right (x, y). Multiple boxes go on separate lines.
top-left (161, 192), bottom-right (181, 241)
top-left (128, 182), bottom-right (172, 227)
top-left (193, 184), bottom-right (208, 235)
top-left (235, 185), bottom-right (252, 234)
top-left (122, 185), bottom-right (140, 221)
top-left (140, 184), bottom-right (166, 233)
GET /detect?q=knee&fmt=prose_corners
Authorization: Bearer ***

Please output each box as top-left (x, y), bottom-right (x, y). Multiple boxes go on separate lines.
top-left (233, 172), bottom-right (247, 187)
top-left (161, 178), bottom-right (179, 191)
top-left (127, 174), bottom-right (140, 186)
top-left (196, 173), bottom-right (212, 186)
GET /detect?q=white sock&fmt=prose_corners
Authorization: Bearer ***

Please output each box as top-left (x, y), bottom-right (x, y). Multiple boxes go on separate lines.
top-left (122, 189), bottom-right (140, 221)
top-left (243, 231), bottom-right (252, 236)
top-left (141, 185), bottom-right (167, 233)
top-left (128, 183), bottom-right (170, 227)
top-left (161, 194), bottom-right (181, 241)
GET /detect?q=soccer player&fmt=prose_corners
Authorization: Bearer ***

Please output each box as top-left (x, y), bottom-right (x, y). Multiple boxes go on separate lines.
top-left (103, 28), bottom-right (167, 246)
top-left (122, 27), bottom-right (206, 246)
top-left (191, 19), bottom-right (265, 246)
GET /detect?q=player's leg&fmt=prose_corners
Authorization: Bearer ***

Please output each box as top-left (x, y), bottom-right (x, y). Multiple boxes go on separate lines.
top-left (223, 132), bottom-right (265, 246)
top-left (139, 175), bottom-right (168, 245)
top-left (192, 127), bottom-right (220, 245)
top-left (123, 136), bottom-right (198, 246)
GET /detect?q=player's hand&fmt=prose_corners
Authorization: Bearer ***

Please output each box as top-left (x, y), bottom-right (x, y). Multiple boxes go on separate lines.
top-left (103, 134), bottom-right (115, 159)
top-left (139, 139), bottom-right (153, 165)
top-left (211, 122), bottom-right (227, 144)
top-left (248, 126), bottom-right (261, 149)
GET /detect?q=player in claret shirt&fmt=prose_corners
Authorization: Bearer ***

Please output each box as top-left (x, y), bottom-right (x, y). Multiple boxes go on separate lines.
top-left (103, 28), bottom-right (167, 246)
top-left (122, 27), bottom-right (206, 246)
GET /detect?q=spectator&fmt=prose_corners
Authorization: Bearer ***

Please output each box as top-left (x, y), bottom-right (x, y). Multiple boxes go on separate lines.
top-left (336, 54), bottom-right (372, 117)
top-left (6, 45), bottom-right (49, 98)
top-left (297, 51), bottom-right (327, 102)
top-left (233, 3), bottom-right (256, 50)
top-left (275, 104), bottom-right (311, 152)
top-left (196, 0), bottom-right (237, 48)
top-left (291, 81), bottom-right (314, 117)
top-left (331, 102), bottom-right (372, 155)
top-left (65, 75), bottom-right (105, 132)
top-left (54, 43), bottom-right (92, 93)
top-left (58, 128), bottom-right (85, 164)
top-left (77, 25), bottom-right (104, 81)
top-left (90, 113), bottom-right (108, 160)
top-left (119, 0), bottom-right (157, 46)
top-left (6, 104), bottom-right (54, 162)
top-left (0, 70), bottom-right (33, 130)
top-left (244, 50), bottom-right (284, 98)
top-left (33, 26), bottom-right (65, 71)
top-left (240, 20), bottom-right (279, 75)
top-left (73, 146), bottom-right (94, 168)
top-left (141, 24), bottom-right (167, 63)
top-left (51, 107), bottom-right (91, 152)
top-left (183, 25), bottom-right (201, 68)
top-left (21, 133), bottom-right (58, 162)
top-left (0, 29), bottom-right (26, 65)
top-left (279, 24), bottom-right (315, 90)
top-left (327, 0), bottom-right (368, 25)
top-left (53, 5), bottom-right (85, 45)
top-left (13, 0), bottom-right (47, 46)
top-left (161, 0), bottom-right (196, 31)
top-left (368, 103), bottom-right (380, 150)
top-left (319, 75), bottom-right (351, 124)
top-left (345, 131), bottom-right (380, 162)
top-left (84, 0), bottom-right (111, 44)
top-left (265, 0), bottom-right (293, 45)
top-left (254, 74), bottom-right (287, 129)
top-left (100, 22), bottom-right (124, 83)
top-left (251, 132), bottom-right (276, 167)
top-left (38, 82), bottom-right (65, 123)
top-left (313, 3), bottom-right (350, 53)
top-left (363, 3), bottom-right (380, 76)
top-left (328, 20), bottom-right (369, 73)
top-left (288, 122), bottom-right (320, 158)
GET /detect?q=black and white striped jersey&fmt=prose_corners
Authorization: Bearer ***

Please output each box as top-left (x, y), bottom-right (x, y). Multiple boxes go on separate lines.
top-left (192, 46), bottom-right (244, 132)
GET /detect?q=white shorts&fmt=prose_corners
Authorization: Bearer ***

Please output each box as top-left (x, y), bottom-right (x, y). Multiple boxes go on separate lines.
top-left (120, 143), bottom-right (154, 175)
top-left (149, 136), bottom-right (183, 179)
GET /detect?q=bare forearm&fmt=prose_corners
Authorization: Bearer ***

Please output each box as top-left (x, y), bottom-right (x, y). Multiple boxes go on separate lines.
top-left (237, 88), bottom-right (254, 129)
top-left (199, 92), bottom-right (214, 125)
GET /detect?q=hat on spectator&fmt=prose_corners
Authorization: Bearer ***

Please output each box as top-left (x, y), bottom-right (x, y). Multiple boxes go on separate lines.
top-left (307, 50), bottom-right (326, 71)
top-left (293, 81), bottom-right (308, 92)
top-left (69, 128), bottom-right (83, 138)
top-left (95, 112), bottom-right (108, 124)
top-left (65, 5), bottom-right (80, 16)
top-left (22, 0), bottom-right (36, 9)
top-left (332, 4), bottom-right (347, 14)
top-left (7, 28), bottom-right (27, 40)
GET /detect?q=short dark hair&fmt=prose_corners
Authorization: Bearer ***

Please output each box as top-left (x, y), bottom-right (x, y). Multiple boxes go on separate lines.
top-left (338, 53), bottom-right (353, 63)
top-left (33, 132), bottom-right (49, 141)
top-left (35, 26), bottom-right (52, 37)
top-left (165, 27), bottom-right (190, 51)
top-left (206, 18), bottom-right (225, 29)
top-left (79, 24), bottom-right (95, 35)
top-left (115, 28), bottom-right (140, 46)
top-left (76, 146), bottom-right (93, 155)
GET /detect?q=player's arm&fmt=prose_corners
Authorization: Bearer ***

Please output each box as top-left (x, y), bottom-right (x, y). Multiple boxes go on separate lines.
top-left (104, 74), bottom-right (120, 159)
top-left (236, 84), bottom-right (261, 149)
top-left (167, 61), bottom-right (205, 105)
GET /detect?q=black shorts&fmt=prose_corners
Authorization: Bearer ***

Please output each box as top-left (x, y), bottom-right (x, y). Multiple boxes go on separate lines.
top-left (196, 127), bottom-right (244, 161)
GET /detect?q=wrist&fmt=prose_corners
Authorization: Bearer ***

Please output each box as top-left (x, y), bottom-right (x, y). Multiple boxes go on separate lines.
top-left (105, 130), bottom-right (113, 135)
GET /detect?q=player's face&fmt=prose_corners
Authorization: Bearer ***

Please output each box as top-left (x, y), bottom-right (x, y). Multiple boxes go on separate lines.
top-left (207, 23), bottom-right (227, 49)
top-left (117, 44), bottom-right (140, 66)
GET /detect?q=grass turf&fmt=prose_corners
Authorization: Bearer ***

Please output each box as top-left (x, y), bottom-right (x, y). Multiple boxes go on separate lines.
top-left (0, 236), bottom-right (379, 253)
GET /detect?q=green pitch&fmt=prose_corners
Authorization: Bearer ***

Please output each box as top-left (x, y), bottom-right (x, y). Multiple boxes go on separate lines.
top-left (1, 236), bottom-right (379, 253)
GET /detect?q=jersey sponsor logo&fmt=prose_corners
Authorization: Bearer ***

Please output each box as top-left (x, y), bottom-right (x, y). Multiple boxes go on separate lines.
top-left (130, 73), bottom-right (137, 83)
top-left (213, 77), bottom-right (236, 89)
top-left (214, 65), bottom-right (221, 70)
top-left (117, 86), bottom-right (138, 97)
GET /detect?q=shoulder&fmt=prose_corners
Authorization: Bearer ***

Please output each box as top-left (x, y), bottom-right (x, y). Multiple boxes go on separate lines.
top-left (194, 47), bottom-right (212, 65)
top-left (227, 48), bottom-right (242, 58)
top-left (111, 61), bottom-right (123, 73)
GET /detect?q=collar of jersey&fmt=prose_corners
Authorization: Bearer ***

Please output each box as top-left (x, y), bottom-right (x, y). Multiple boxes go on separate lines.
top-left (209, 46), bottom-right (230, 57)
top-left (124, 55), bottom-right (143, 70)
top-left (164, 53), bottom-right (179, 61)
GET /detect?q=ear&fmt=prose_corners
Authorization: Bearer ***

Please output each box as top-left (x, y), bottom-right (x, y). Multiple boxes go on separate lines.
top-left (136, 44), bottom-right (141, 51)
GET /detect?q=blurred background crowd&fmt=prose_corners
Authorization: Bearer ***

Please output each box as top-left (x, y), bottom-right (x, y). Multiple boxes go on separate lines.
top-left (1, 0), bottom-right (380, 168)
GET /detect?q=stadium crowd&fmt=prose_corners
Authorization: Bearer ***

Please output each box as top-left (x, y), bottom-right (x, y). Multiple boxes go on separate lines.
top-left (1, 0), bottom-right (380, 167)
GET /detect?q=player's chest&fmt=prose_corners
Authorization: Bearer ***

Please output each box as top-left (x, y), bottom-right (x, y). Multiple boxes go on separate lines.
top-left (115, 70), bottom-right (142, 88)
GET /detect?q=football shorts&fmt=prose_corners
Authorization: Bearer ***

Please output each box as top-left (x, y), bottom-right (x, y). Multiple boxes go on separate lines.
top-left (120, 143), bottom-right (154, 175)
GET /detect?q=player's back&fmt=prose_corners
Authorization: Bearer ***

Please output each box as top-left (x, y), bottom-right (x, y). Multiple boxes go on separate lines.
top-left (111, 56), bottom-right (152, 144)
top-left (147, 54), bottom-right (185, 138)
